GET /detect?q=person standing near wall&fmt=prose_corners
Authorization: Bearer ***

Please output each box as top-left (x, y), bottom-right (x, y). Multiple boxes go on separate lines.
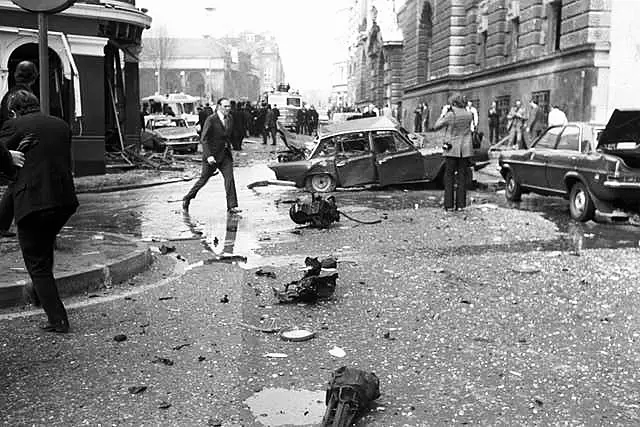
top-left (527, 99), bottom-right (545, 143)
top-left (413, 107), bottom-right (422, 133)
top-left (432, 94), bottom-right (474, 211)
top-left (488, 101), bottom-right (499, 145)
top-left (507, 100), bottom-right (527, 149)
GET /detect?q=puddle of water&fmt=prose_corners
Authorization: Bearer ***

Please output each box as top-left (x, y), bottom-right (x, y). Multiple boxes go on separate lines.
top-left (244, 388), bottom-right (326, 427)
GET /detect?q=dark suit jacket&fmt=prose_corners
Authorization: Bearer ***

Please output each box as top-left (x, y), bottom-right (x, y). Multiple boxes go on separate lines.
top-left (201, 112), bottom-right (233, 163)
top-left (0, 143), bottom-right (12, 173)
top-left (0, 112), bottom-right (78, 223)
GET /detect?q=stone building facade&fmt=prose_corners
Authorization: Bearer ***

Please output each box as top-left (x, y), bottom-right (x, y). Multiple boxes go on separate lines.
top-left (347, 0), bottom-right (404, 112)
top-left (0, 0), bottom-right (151, 175)
top-left (397, 0), bottom-right (640, 139)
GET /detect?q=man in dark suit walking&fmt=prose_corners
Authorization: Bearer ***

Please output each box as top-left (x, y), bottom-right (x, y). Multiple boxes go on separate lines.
top-left (0, 90), bottom-right (78, 333)
top-left (182, 97), bottom-right (241, 214)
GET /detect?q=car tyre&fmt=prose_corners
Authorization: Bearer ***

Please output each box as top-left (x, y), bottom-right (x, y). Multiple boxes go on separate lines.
top-left (306, 174), bottom-right (336, 193)
top-left (569, 181), bottom-right (595, 222)
top-left (504, 170), bottom-right (522, 202)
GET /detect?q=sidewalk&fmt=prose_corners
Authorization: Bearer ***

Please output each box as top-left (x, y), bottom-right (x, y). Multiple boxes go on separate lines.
top-left (0, 229), bottom-right (152, 309)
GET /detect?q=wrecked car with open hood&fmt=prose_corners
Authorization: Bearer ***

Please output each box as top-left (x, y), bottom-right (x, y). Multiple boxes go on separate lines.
top-left (499, 109), bottom-right (640, 221)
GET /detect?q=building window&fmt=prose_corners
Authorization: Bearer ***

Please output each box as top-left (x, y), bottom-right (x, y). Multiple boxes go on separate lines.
top-left (531, 90), bottom-right (550, 129)
top-left (548, 1), bottom-right (562, 51)
top-left (496, 95), bottom-right (511, 138)
top-left (417, 3), bottom-right (433, 83)
top-left (511, 18), bottom-right (520, 57)
top-left (480, 31), bottom-right (488, 67)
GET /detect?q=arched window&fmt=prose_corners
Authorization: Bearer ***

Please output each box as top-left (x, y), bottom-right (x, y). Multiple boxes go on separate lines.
top-left (417, 2), bottom-right (433, 83)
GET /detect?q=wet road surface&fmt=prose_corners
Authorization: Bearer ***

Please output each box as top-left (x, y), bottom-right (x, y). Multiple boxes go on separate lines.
top-left (72, 163), bottom-right (640, 263)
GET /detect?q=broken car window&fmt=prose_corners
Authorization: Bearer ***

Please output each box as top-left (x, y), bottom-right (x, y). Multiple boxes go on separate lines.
top-left (557, 126), bottom-right (580, 151)
top-left (372, 131), bottom-right (411, 154)
top-left (534, 126), bottom-right (562, 149)
top-left (337, 133), bottom-right (370, 154)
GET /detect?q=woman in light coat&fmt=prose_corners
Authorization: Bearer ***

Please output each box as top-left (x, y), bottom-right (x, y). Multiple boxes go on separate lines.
top-left (432, 94), bottom-right (474, 211)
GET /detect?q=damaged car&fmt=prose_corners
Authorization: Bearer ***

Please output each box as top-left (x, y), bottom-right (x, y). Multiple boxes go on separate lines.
top-left (499, 109), bottom-right (640, 221)
top-left (269, 117), bottom-right (447, 192)
top-left (141, 115), bottom-right (199, 154)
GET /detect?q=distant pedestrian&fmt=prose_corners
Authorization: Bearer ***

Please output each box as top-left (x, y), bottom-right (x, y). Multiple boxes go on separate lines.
top-left (309, 106), bottom-right (319, 135)
top-left (264, 104), bottom-right (277, 145)
top-left (548, 105), bottom-right (568, 127)
top-left (272, 104), bottom-right (280, 120)
top-left (0, 60), bottom-right (38, 239)
top-left (527, 99), bottom-right (545, 143)
top-left (230, 100), bottom-right (245, 150)
top-left (421, 102), bottom-right (430, 131)
top-left (0, 90), bottom-right (79, 333)
top-left (182, 97), bottom-right (241, 214)
top-left (507, 100), bottom-right (527, 149)
top-left (488, 101), bottom-right (499, 144)
top-left (296, 107), bottom-right (305, 134)
top-left (466, 100), bottom-right (479, 132)
top-left (414, 107), bottom-right (422, 133)
top-left (198, 102), bottom-right (213, 133)
top-left (433, 94), bottom-right (474, 211)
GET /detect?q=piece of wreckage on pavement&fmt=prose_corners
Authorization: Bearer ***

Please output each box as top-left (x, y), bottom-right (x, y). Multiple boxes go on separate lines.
top-left (289, 194), bottom-right (382, 229)
top-left (321, 366), bottom-right (381, 427)
top-left (273, 257), bottom-right (338, 303)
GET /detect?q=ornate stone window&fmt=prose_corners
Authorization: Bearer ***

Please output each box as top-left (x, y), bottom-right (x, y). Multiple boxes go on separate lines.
top-left (417, 2), bottom-right (433, 83)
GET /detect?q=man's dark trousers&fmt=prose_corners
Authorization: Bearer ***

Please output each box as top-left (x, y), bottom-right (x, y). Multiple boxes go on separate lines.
top-left (18, 207), bottom-right (75, 324)
top-left (184, 150), bottom-right (238, 210)
top-left (444, 157), bottom-right (470, 210)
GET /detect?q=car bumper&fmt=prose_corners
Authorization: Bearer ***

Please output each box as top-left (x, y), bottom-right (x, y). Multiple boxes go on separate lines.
top-left (603, 180), bottom-right (640, 189)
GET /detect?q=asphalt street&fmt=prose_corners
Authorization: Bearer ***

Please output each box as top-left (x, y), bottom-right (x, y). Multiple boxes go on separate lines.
top-left (2, 141), bottom-right (640, 426)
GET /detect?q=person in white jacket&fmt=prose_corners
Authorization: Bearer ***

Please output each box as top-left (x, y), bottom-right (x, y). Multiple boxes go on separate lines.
top-left (548, 105), bottom-right (568, 127)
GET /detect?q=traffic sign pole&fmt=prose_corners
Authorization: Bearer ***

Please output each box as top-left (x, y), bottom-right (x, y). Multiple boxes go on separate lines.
top-left (37, 12), bottom-right (49, 114)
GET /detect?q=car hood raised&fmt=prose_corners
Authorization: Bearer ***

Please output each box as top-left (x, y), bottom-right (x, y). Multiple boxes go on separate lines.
top-left (598, 109), bottom-right (640, 148)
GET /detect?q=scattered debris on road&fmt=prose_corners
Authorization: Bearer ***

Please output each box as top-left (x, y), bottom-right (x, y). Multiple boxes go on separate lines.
top-left (321, 367), bottom-right (380, 426)
top-left (255, 269), bottom-right (277, 279)
top-left (159, 244), bottom-right (176, 255)
top-left (113, 334), bottom-right (127, 342)
top-left (328, 346), bottom-right (346, 358)
top-left (152, 356), bottom-right (174, 366)
top-left (280, 327), bottom-right (315, 342)
top-left (128, 385), bottom-right (147, 395)
top-left (172, 343), bottom-right (191, 351)
top-left (219, 294), bottom-right (230, 303)
top-left (273, 257), bottom-right (338, 303)
top-left (289, 195), bottom-right (340, 228)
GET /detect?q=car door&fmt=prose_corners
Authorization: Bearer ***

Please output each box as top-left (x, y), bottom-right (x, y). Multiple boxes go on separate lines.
top-left (373, 130), bottom-right (425, 186)
top-left (520, 126), bottom-right (562, 189)
top-left (545, 125), bottom-right (581, 194)
top-left (334, 132), bottom-right (377, 187)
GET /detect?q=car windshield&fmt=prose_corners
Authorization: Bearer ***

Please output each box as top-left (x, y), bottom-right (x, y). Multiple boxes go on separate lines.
top-left (287, 98), bottom-right (301, 107)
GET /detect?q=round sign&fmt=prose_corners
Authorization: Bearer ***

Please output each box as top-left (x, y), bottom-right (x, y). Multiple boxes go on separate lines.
top-left (11, 0), bottom-right (76, 14)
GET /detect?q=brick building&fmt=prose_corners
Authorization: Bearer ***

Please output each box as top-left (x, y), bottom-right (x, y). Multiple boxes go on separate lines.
top-left (396, 0), bottom-right (640, 139)
top-left (0, 0), bottom-right (151, 175)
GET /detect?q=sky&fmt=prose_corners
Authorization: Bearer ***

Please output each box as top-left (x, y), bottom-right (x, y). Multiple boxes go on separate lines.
top-left (137, 0), bottom-right (347, 101)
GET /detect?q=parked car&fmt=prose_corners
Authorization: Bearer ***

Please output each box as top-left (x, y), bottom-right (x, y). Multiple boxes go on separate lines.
top-left (141, 115), bottom-right (199, 153)
top-left (498, 109), bottom-right (640, 221)
top-left (269, 116), bottom-right (450, 192)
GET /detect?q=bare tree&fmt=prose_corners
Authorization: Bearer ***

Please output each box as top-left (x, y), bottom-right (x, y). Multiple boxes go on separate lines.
top-left (142, 25), bottom-right (174, 94)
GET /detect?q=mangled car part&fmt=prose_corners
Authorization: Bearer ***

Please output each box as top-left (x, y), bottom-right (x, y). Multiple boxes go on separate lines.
top-left (321, 366), bottom-right (381, 427)
top-left (289, 194), bottom-right (340, 228)
top-left (273, 257), bottom-right (338, 303)
top-left (289, 195), bottom-right (381, 228)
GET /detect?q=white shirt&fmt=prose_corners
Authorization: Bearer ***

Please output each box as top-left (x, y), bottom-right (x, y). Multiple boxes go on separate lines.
top-left (467, 106), bottom-right (479, 131)
top-left (217, 109), bottom-right (226, 125)
top-left (548, 108), bottom-right (568, 127)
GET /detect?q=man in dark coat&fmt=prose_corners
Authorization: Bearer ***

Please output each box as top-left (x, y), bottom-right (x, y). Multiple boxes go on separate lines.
top-left (183, 97), bottom-right (240, 213)
top-left (264, 105), bottom-right (277, 145)
top-left (0, 90), bottom-right (78, 333)
top-left (198, 102), bottom-right (213, 133)
top-left (230, 100), bottom-right (245, 150)
top-left (296, 107), bottom-right (305, 134)
top-left (0, 61), bottom-right (38, 238)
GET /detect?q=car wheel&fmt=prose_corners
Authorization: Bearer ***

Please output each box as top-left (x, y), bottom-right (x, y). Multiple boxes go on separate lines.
top-left (569, 182), bottom-right (595, 222)
top-left (504, 170), bottom-right (522, 202)
top-left (306, 174), bottom-right (336, 193)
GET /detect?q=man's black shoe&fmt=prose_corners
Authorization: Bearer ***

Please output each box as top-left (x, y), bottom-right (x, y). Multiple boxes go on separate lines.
top-left (40, 319), bottom-right (70, 333)
top-left (182, 198), bottom-right (190, 211)
top-left (0, 230), bottom-right (16, 238)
